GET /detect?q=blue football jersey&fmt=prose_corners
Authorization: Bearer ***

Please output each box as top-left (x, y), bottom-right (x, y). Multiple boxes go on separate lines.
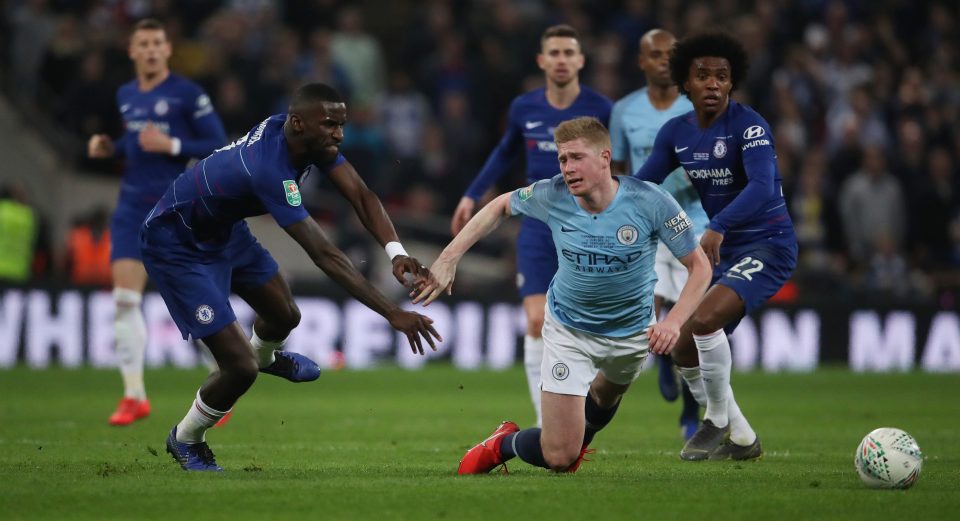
top-left (509, 175), bottom-right (697, 337)
top-left (114, 73), bottom-right (227, 208)
top-left (609, 87), bottom-right (708, 234)
top-left (464, 87), bottom-right (612, 199)
top-left (634, 101), bottom-right (794, 248)
top-left (144, 115), bottom-right (343, 249)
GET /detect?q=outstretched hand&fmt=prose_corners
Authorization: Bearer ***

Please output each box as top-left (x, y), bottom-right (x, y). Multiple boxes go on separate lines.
top-left (411, 258), bottom-right (456, 306)
top-left (392, 255), bottom-right (432, 288)
top-left (387, 309), bottom-right (442, 355)
top-left (647, 320), bottom-right (681, 355)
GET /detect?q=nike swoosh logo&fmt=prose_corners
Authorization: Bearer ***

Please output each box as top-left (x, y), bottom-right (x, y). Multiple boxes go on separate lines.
top-left (560, 226), bottom-right (575, 232)
top-left (674, 146), bottom-right (689, 153)
top-left (525, 121), bottom-right (544, 129)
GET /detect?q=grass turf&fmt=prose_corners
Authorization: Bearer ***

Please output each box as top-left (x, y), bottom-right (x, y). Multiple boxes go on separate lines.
top-left (1, 366), bottom-right (957, 520)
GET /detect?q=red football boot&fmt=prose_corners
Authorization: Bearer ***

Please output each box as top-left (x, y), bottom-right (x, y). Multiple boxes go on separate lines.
top-left (457, 421), bottom-right (520, 475)
top-left (108, 398), bottom-right (151, 426)
top-left (565, 445), bottom-right (595, 473)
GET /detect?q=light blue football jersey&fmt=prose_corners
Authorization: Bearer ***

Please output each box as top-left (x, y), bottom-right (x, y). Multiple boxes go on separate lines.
top-left (610, 88), bottom-right (708, 234)
top-left (509, 175), bottom-right (697, 337)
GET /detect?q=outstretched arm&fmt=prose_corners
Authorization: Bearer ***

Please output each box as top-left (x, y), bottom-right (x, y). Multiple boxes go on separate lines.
top-left (328, 160), bottom-right (429, 286)
top-left (284, 216), bottom-right (441, 354)
top-left (647, 245), bottom-right (711, 354)
top-left (414, 192), bottom-right (514, 305)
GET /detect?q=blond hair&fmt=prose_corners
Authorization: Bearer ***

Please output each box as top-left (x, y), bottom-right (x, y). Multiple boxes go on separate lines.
top-left (553, 117), bottom-right (611, 151)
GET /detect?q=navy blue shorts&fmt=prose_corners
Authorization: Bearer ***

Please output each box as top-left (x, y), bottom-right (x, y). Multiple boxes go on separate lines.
top-left (110, 202), bottom-right (152, 261)
top-left (140, 217), bottom-right (279, 340)
top-left (714, 239), bottom-right (798, 333)
top-left (516, 217), bottom-right (558, 298)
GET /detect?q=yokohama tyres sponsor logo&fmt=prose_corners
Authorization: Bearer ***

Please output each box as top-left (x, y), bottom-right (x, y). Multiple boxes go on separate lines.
top-left (686, 167), bottom-right (732, 179)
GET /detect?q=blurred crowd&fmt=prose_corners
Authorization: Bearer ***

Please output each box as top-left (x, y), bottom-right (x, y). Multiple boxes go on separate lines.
top-left (1, 0), bottom-right (958, 303)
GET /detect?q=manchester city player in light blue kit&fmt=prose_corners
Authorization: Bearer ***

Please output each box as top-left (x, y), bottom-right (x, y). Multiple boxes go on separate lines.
top-left (610, 29), bottom-right (705, 440)
top-left (450, 25), bottom-right (612, 427)
top-left (635, 33), bottom-right (798, 461)
top-left (416, 117), bottom-right (711, 474)
top-left (142, 83), bottom-right (441, 471)
top-left (87, 19), bottom-right (227, 426)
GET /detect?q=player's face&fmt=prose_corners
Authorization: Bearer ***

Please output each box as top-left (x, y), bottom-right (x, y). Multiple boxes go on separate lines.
top-left (128, 29), bottom-right (171, 77)
top-left (639, 34), bottom-right (675, 88)
top-left (537, 37), bottom-right (584, 87)
top-left (557, 138), bottom-right (611, 197)
top-left (299, 101), bottom-right (346, 164)
top-left (684, 57), bottom-right (732, 116)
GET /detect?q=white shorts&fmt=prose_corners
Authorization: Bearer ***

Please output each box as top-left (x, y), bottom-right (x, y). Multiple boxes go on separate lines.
top-left (540, 308), bottom-right (650, 396)
top-left (654, 241), bottom-right (688, 303)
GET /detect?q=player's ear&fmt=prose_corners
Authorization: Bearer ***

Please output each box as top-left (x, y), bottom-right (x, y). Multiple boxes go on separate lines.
top-left (289, 113), bottom-right (303, 133)
top-left (536, 52), bottom-right (546, 70)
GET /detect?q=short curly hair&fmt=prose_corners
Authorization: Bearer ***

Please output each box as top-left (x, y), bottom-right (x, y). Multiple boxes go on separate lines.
top-left (670, 32), bottom-right (749, 96)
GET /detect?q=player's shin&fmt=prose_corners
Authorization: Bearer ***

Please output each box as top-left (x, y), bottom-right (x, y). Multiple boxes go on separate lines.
top-left (725, 387), bottom-right (757, 446)
top-left (678, 365), bottom-right (707, 407)
top-left (693, 330), bottom-right (731, 428)
top-left (583, 393), bottom-right (621, 446)
top-left (113, 288), bottom-right (147, 400)
top-left (501, 428), bottom-right (550, 469)
top-left (523, 335), bottom-right (544, 426)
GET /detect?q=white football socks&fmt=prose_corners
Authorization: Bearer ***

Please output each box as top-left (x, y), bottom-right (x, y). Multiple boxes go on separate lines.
top-left (678, 365), bottom-right (707, 407)
top-left (523, 335), bottom-right (544, 427)
top-left (250, 326), bottom-right (284, 368)
top-left (693, 330), bottom-right (731, 428)
top-left (176, 391), bottom-right (229, 443)
top-left (113, 288), bottom-right (147, 401)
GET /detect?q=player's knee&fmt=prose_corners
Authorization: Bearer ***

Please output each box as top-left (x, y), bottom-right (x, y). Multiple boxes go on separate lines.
top-left (689, 311), bottom-right (722, 336)
top-left (543, 445), bottom-right (581, 472)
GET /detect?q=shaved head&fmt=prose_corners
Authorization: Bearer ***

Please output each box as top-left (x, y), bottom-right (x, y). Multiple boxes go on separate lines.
top-left (639, 29), bottom-right (676, 88)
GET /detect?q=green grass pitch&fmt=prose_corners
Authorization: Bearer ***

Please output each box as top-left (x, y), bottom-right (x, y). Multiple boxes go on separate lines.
top-left (1, 366), bottom-right (958, 520)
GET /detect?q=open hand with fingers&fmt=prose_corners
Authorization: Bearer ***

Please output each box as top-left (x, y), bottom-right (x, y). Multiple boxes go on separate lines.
top-left (411, 257), bottom-right (456, 306)
top-left (387, 309), bottom-right (442, 355)
top-left (392, 255), bottom-right (432, 288)
top-left (647, 320), bottom-right (681, 355)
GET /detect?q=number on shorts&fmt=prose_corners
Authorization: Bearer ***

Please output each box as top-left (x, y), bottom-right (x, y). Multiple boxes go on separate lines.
top-left (727, 256), bottom-right (764, 281)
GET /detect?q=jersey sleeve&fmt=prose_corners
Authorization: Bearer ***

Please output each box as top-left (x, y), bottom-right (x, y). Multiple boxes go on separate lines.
top-left (251, 157), bottom-right (311, 228)
top-left (632, 118), bottom-right (679, 182)
top-left (464, 98), bottom-right (525, 200)
top-left (177, 83), bottom-right (228, 159)
top-left (609, 99), bottom-right (628, 163)
top-left (707, 112), bottom-right (777, 234)
top-left (648, 183), bottom-right (697, 260)
top-left (508, 177), bottom-right (555, 222)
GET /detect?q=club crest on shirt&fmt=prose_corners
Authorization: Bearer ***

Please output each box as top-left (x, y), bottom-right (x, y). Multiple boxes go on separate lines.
top-left (518, 184), bottom-right (534, 201)
top-left (195, 305), bottom-right (214, 324)
top-left (552, 362), bottom-right (570, 380)
top-left (713, 139), bottom-right (727, 158)
top-left (154, 99), bottom-right (169, 116)
top-left (283, 180), bottom-right (302, 206)
top-left (617, 225), bottom-right (638, 245)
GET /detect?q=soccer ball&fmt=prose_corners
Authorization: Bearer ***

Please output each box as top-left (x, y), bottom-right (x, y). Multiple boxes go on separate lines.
top-left (854, 427), bottom-right (923, 489)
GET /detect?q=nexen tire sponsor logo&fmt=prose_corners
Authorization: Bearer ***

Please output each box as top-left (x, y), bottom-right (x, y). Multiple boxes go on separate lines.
top-left (742, 139), bottom-right (771, 151)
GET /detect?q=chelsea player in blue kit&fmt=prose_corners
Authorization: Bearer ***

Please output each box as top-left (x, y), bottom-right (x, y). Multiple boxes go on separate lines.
top-left (610, 29), bottom-right (703, 440)
top-left (634, 33), bottom-right (798, 461)
top-left (142, 83), bottom-right (442, 471)
top-left (417, 118), bottom-right (711, 473)
top-left (450, 25), bottom-right (612, 426)
top-left (87, 19), bottom-right (227, 427)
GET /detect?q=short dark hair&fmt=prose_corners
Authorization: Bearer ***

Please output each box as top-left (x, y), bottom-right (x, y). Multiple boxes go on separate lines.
top-left (541, 24), bottom-right (580, 47)
top-left (132, 18), bottom-right (165, 33)
top-left (670, 32), bottom-right (749, 96)
top-left (289, 83), bottom-right (343, 110)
